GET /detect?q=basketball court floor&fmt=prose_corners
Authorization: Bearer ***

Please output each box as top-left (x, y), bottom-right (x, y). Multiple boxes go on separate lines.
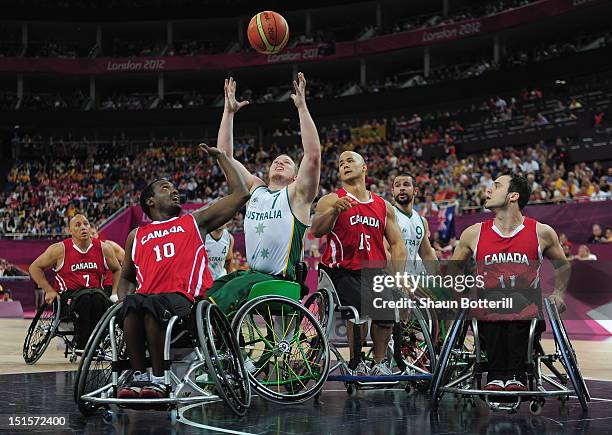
top-left (2, 318), bottom-right (612, 434)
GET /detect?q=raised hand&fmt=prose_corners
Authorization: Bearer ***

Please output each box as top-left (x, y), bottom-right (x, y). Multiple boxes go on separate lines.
top-left (224, 77), bottom-right (250, 114)
top-left (199, 143), bottom-right (225, 160)
top-left (290, 72), bottom-right (308, 110)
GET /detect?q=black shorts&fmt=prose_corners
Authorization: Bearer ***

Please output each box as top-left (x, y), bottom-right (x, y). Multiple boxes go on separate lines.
top-left (103, 285), bottom-right (113, 298)
top-left (119, 293), bottom-right (193, 326)
top-left (320, 265), bottom-right (398, 324)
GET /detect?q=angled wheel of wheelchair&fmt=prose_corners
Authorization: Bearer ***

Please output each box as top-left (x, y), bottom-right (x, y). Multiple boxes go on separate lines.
top-left (75, 302), bottom-right (125, 416)
top-left (23, 298), bottom-right (62, 364)
top-left (430, 308), bottom-right (470, 406)
top-left (411, 287), bottom-right (441, 346)
top-left (197, 300), bottom-right (251, 416)
top-left (545, 298), bottom-right (590, 410)
top-left (393, 305), bottom-right (436, 378)
top-left (73, 302), bottom-right (125, 403)
top-left (303, 287), bottom-right (334, 338)
top-left (232, 295), bottom-right (330, 404)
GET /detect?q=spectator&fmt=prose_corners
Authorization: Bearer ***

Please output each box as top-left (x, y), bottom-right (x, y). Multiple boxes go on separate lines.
top-left (603, 227), bottom-right (612, 243)
top-left (571, 245), bottom-right (597, 261)
top-left (520, 156), bottom-right (540, 173)
top-left (558, 233), bottom-right (573, 258)
top-left (588, 224), bottom-right (604, 243)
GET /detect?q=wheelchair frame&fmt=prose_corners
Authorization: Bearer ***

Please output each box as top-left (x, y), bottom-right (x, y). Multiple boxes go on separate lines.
top-left (75, 299), bottom-right (251, 422)
top-left (23, 294), bottom-right (92, 364)
top-left (308, 269), bottom-right (436, 395)
top-left (430, 297), bottom-right (591, 414)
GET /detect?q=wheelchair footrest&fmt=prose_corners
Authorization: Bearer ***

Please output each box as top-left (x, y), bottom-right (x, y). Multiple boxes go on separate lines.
top-left (441, 387), bottom-right (569, 397)
top-left (327, 374), bottom-right (432, 382)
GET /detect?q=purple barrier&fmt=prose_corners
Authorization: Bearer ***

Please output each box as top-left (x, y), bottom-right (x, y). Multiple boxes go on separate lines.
top-left (1, 278), bottom-right (37, 313)
top-left (427, 201), bottom-right (612, 246)
top-left (0, 239), bottom-right (54, 269)
top-left (0, 301), bottom-right (24, 318)
top-left (0, 0), bottom-right (604, 74)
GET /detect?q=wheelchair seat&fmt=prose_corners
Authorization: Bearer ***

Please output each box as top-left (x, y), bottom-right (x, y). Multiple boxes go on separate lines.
top-left (245, 261), bottom-right (310, 302)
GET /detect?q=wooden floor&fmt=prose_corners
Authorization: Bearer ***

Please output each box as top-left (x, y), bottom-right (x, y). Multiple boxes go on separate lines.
top-left (2, 318), bottom-right (612, 379)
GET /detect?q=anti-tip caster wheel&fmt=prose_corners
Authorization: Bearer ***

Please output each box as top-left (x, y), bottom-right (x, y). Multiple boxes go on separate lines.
top-left (102, 409), bottom-right (117, 425)
top-left (529, 399), bottom-right (544, 416)
top-left (347, 384), bottom-right (357, 396)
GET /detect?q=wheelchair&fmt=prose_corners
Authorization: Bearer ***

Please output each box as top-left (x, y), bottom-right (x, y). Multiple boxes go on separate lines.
top-left (304, 268), bottom-right (436, 396)
top-left (74, 299), bottom-right (251, 423)
top-left (430, 297), bottom-right (591, 414)
top-left (23, 288), bottom-right (110, 364)
top-left (229, 263), bottom-right (331, 404)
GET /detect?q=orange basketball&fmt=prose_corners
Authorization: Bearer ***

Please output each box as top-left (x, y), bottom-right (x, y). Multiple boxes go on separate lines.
top-left (247, 11), bottom-right (290, 54)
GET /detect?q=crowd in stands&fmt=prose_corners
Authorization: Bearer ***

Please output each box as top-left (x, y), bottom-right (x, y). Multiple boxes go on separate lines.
top-left (2, 109), bottom-right (610, 240)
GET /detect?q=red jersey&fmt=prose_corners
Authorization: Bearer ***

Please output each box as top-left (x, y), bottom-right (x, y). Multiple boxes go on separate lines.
top-left (321, 188), bottom-right (387, 270)
top-left (132, 214), bottom-right (212, 302)
top-left (53, 238), bottom-right (107, 292)
top-left (475, 217), bottom-right (542, 290)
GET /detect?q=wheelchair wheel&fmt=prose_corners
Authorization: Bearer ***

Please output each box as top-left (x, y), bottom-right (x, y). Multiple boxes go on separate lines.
top-left (303, 287), bottom-right (334, 338)
top-left (75, 303), bottom-right (124, 416)
top-left (232, 295), bottom-right (330, 404)
top-left (73, 302), bottom-right (125, 403)
top-left (197, 300), bottom-right (251, 416)
top-left (411, 287), bottom-right (440, 345)
top-left (545, 298), bottom-right (590, 410)
top-left (393, 305), bottom-right (436, 377)
top-left (23, 298), bottom-right (61, 364)
top-left (430, 309), bottom-right (469, 405)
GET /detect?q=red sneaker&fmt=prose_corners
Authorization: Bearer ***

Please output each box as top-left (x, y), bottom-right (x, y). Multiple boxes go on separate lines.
top-left (117, 385), bottom-right (141, 399)
top-left (139, 383), bottom-right (168, 399)
top-left (483, 380), bottom-right (505, 391)
top-left (505, 379), bottom-right (527, 392)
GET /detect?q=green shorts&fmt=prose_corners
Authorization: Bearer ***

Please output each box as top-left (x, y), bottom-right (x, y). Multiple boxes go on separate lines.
top-left (206, 269), bottom-right (279, 315)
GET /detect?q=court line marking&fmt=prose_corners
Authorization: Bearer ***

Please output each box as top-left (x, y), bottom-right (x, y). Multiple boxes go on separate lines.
top-left (179, 403), bottom-right (258, 435)
top-left (559, 416), bottom-right (612, 423)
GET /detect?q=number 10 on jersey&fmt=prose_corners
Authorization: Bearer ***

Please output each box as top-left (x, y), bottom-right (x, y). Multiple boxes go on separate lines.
top-left (153, 242), bottom-right (175, 262)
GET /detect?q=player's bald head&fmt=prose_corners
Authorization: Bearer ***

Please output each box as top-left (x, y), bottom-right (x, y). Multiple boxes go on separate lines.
top-left (70, 214), bottom-right (89, 227)
top-left (339, 151), bottom-right (365, 165)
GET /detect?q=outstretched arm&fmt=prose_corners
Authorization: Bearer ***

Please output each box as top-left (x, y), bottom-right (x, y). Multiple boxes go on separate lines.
top-left (217, 77), bottom-right (264, 191)
top-left (117, 229), bottom-right (137, 301)
top-left (192, 144), bottom-right (250, 235)
top-left (290, 73), bottom-right (321, 205)
top-left (29, 242), bottom-right (64, 303)
top-left (538, 222), bottom-right (570, 312)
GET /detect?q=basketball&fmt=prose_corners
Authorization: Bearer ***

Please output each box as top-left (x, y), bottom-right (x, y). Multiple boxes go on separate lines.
top-left (247, 11), bottom-right (289, 54)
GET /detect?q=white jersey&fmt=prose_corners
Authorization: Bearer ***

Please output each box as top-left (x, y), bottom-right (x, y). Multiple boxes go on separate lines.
top-left (394, 205), bottom-right (426, 275)
top-left (244, 186), bottom-right (307, 279)
top-left (205, 229), bottom-right (232, 280)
